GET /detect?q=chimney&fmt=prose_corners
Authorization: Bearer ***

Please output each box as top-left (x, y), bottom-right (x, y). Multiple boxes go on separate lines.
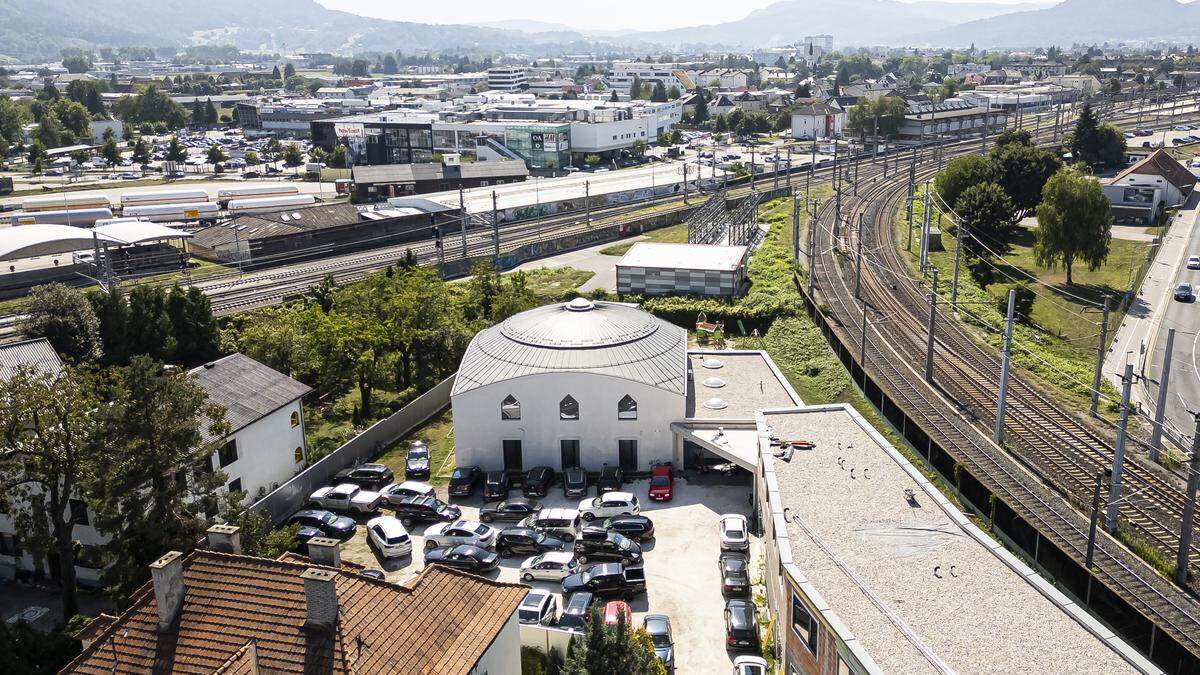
top-left (301, 568), bottom-right (339, 629)
top-left (149, 551), bottom-right (185, 631)
top-left (206, 524), bottom-right (242, 554)
top-left (307, 537), bottom-right (341, 567)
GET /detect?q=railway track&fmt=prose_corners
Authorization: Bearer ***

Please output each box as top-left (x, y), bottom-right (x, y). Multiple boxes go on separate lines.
top-left (809, 106), bottom-right (1200, 663)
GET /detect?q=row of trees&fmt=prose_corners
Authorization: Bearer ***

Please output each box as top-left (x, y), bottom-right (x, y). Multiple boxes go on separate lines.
top-left (846, 96), bottom-right (909, 138)
top-left (711, 108), bottom-right (790, 136)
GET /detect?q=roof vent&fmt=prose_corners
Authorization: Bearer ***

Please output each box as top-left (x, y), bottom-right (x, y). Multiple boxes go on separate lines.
top-left (703, 377), bottom-right (726, 388)
top-left (701, 358), bottom-right (724, 369)
top-left (703, 397), bottom-right (729, 410)
top-left (565, 297), bottom-right (595, 312)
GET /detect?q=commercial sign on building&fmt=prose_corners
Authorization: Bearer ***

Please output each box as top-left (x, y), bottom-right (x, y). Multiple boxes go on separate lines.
top-left (334, 123), bottom-right (366, 140)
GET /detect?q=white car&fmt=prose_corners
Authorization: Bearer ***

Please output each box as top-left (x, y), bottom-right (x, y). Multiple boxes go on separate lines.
top-left (366, 516), bottom-right (411, 558)
top-left (1188, 255), bottom-right (1200, 270)
top-left (578, 491), bottom-right (641, 521)
top-left (423, 519), bottom-right (497, 550)
top-left (309, 483), bottom-right (382, 514)
top-left (520, 551), bottom-right (581, 582)
top-left (733, 655), bottom-right (769, 675)
top-left (517, 589), bottom-right (558, 626)
top-left (719, 514), bottom-right (750, 552)
top-left (381, 480), bottom-right (435, 505)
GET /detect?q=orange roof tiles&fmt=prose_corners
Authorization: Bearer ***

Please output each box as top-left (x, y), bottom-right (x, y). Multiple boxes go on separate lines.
top-left (61, 550), bottom-right (527, 675)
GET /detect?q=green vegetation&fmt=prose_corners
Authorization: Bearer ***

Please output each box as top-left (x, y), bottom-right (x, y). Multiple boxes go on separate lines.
top-left (1115, 527), bottom-right (1177, 580)
top-left (562, 606), bottom-right (665, 675)
top-left (371, 408), bottom-right (456, 485)
top-left (600, 221), bottom-right (690, 256)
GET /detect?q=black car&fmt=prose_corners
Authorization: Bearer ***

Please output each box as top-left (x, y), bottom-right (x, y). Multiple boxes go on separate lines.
top-left (392, 495), bottom-right (461, 527)
top-left (448, 465), bottom-right (483, 497)
top-left (563, 466), bottom-right (588, 498)
top-left (480, 498), bottom-right (543, 523)
top-left (496, 527), bottom-right (567, 557)
top-left (573, 527), bottom-right (642, 565)
top-left (597, 465), bottom-right (623, 494)
top-left (561, 563), bottom-right (646, 599)
top-left (294, 525), bottom-right (324, 550)
top-left (558, 591), bottom-right (596, 632)
top-left (483, 471), bottom-right (511, 501)
top-left (523, 466), bottom-right (555, 497)
top-left (724, 599), bottom-right (760, 651)
top-left (333, 463), bottom-right (395, 490)
top-left (603, 514), bottom-right (655, 541)
top-left (718, 552), bottom-right (751, 596)
top-left (287, 509), bottom-right (357, 541)
top-left (424, 544), bottom-right (499, 573)
top-left (405, 441), bottom-right (431, 479)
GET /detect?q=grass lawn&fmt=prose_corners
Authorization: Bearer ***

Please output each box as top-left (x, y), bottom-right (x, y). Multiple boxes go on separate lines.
top-left (372, 407), bottom-right (456, 486)
top-left (520, 266), bottom-right (595, 297)
top-left (599, 220), bottom-right (690, 256)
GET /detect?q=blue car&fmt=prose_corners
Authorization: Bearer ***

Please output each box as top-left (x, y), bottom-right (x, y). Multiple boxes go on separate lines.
top-left (288, 509), bottom-right (357, 541)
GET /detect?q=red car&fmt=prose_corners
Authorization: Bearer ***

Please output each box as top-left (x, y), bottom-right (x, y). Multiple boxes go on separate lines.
top-left (648, 464), bottom-right (674, 501)
top-left (603, 600), bottom-right (633, 626)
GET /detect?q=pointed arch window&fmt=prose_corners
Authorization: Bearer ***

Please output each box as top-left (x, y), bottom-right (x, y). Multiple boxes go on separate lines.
top-left (560, 395), bottom-right (579, 421)
top-left (501, 395), bottom-right (521, 420)
top-left (618, 395), bottom-right (638, 420)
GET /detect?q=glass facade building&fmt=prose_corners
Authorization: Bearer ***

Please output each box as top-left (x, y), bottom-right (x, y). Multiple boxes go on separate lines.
top-left (503, 124), bottom-right (571, 170)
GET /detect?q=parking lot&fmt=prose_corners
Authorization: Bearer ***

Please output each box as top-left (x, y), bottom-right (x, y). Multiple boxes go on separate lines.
top-left (332, 473), bottom-right (761, 673)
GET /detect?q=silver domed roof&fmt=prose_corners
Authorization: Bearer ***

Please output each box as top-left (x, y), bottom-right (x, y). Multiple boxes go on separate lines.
top-left (453, 301), bottom-right (687, 396)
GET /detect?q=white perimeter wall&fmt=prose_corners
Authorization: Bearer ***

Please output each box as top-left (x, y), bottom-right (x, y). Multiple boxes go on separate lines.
top-left (472, 611), bottom-right (523, 675)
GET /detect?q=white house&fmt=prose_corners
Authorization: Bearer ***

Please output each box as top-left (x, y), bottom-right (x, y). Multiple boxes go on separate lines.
top-left (1103, 149), bottom-right (1197, 225)
top-left (791, 100), bottom-right (845, 139)
top-left (189, 353), bottom-right (312, 502)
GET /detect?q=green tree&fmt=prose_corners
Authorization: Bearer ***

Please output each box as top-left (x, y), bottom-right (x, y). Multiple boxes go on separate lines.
top-left (693, 96), bottom-right (710, 124)
top-left (650, 81), bottom-right (668, 102)
top-left (110, 85), bottom-right (187, 128)
top-left (88, 286), bottom-right (130, 366)
top-left (101, 137), bottom-right (121, 167)
top-left (989, 142), bottom-right (1061, 216)
top-left (284, 63), bottom-right (296, 79)
top-left (561, 606), bottom-right (664, 675)
top-left (86, 356), bottom-right (229, 603)
top-left (27, 139), bottom-right (47, 167)
top-left (36, 111), bottom-right (68, 148)
top-left (1067, 102), bottom-right (1125, 168)
top-left (954, 182), bottom-right (1018, 259)
top-left (127, 285), bottom-right (176, 361)
top-left (610, 89), bottom-right (620, 103)
top-left (1034, 168), bottom-right (1112, 285)
top-left (327, 144), bottom-right (348, 168)
top-left (0, 618), bottom-right (82, 674)
top-left (934, 154), bottom-right (994, 210)
top-left (351, 59), bottom-right (370, 77)
top-left (846, 96), bottom-right (907, 138)
top-left (244, 150), bottom-right (260, 167)
top-left (0, 365), bottom-right (104, 618)
top-left (204, 99), bottom-right (219, 125)
top-left (165, 135), bottom-right (188, 163)
top-left (22, 283), bottom-right (101, 363)
top-left (206, 144), bottom-right (228, 170)
top-left (283, 142), bottom-right (304, 169)
top-left (62, 55), bottom-right (91, 74)
top-left (994, 128), bottom-right (1032, 147)
top-left (165, 286), bottom-right (220, 367)
top-left (131, 136), bottom-right (150, 165)
top-left (630, 75), bottom-right (642, 99)
top-left (382, 54), bottom-right (398, 74)
top-left (270, 66), bottom-right (282, 80)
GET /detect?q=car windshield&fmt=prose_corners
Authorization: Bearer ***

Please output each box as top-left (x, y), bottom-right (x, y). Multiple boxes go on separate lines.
top-left (451, 468), bottom-right (470, 480)
top-left (725, 557), bottom-right (746, 572)
top-left (319, 512), bottom-right (336, 524)
top-left (614, 534), bottom-right (634, 550)
top-left (650, 476), bottom-right (670, 486)
top-left (649, 631), bottom-right (670, 647)
top-left (408, 449), bottom-right (428, 460)
top-left (474, 524), bottom-right (490, 535)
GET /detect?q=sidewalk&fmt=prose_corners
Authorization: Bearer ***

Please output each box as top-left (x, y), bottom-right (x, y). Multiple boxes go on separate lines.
top-left (1103, 193), bottom-right (1200, 410)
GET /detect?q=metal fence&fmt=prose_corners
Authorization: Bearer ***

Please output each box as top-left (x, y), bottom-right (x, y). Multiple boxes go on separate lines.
top-left (249, 375), bottom-right (456, 525)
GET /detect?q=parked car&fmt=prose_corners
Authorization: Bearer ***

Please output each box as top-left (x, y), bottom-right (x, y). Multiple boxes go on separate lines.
top-left (602, 600), bottom-right (633, 626)
top-left (1176, 282), bottom-right (1194, 302)
top-left (479, 497), bottom-right (542, 523)
top-left (719, 514), bottom-right (750, 552)
top-left (294, 525), bottom-right (324, 550)
top-left (366, 516), bottom-right (412, 558)
top-left (648, 464), bottom-right (674, 501)
top-left (287, 509), bottom-right (357, 541)
top-left (391, 495), bottom-right (460, 527)
top-left (518, 508), bottom-right (582, 542)
top-left (733, 656), bottom-right (769, 675)
top-left (523, 466), bottom-right (555, 497)
top-left (497, 528), bottom-right (567, 558)
top-left (519, 589), bottom-right (559, 626)
top-left (724, 599), bottom-right (760, 651)
top-left (603, 514), bottom-right (655, 541)
top-left (558, 592), bottom-right (596, 632)
top-left (405, 441), bottom-right (431, 479)
top-left (381, 480), bottom-right (435, 506)
top-left (563, 466), bottom-right (588, 498)
top-left (574, 527), bottom-right (643, 565)
top-left (483, 471), bottom-right (511, 501)
top-left (719, 552), bottom-right (751, 595)
top-left (597, 465), bottom-right (623, 494)
top-left (562, 563), bottom-right (647, 599)
top-left (520, 551), bottom-right (581, 582)
top-left (423, 519), bottom-right (498, 550)
top-left (333, 463), bottom-right (394, 490)
top-left (644, 614), bottom-right (675, 673)
top-left (424, 544), bottom-right (499, 573)
top-left (309, 483), bottom-right (382, 515)
top-left (448, 465), bottom-right (483, 497)
top-left (579, 491), bottom-right (641, 521)
top-left (1188, 255), bottom-right (1200, 270)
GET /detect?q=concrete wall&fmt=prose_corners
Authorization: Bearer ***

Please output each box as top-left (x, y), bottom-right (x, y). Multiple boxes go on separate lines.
top-left (249, 375), bottom-right (455, 525)
top-left (472, 611), bottom-right (524, 675)
top-left (519, 622), bottom-right (576, 660)
top-left (452, 372), bottom-right (686, 473)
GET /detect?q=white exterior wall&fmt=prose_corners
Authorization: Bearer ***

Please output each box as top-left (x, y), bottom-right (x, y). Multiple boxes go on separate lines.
top-left (0, 496), bottom-right (109, 584)
top-left (471, 611), bottom-right (523, 675)
top-left (452, 372), bottom-right (685, 472)
top-left (209, 400), bottom-right (307, 502)
top-left (1110, 172), bottom-right (1186, 207)
top-left (791, 112), bottom-right (845, 139)
top-left (569, 117), bottom-right (653, 153)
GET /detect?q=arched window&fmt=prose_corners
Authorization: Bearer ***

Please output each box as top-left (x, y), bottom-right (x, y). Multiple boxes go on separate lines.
top-left (501, 395), bottom-right (521, 420)
top-left (560, 395), bottom-right (579, 421)
top-left (294, 447), bottom-right (304, 463)
top-left (290, 411), bottom-right (301, 428)
top-left (618, 395), bottom-right (638, 420)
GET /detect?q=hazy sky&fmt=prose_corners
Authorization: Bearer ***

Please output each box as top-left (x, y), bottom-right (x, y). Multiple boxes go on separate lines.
top-left (316, 0), bottom-right (1046, 32)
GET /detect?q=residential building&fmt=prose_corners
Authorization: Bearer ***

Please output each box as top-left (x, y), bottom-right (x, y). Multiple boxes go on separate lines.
top-left (1009, 60), bottom-right (1070, 78)
top-left (189, 353), bottom-right (313, 502)
top-left (791, 99), bottom-right (846, 139)
top-left (755, 405), bottom-right (1155, 675)
top-left (1104, 149), bottom-right (1197, 224)
top-left (63, 532), bottom-right (527, 673)
top-left (608, 62), bottom-right (696, 94)
top-left (616, 243), bottom-right (749, 297)
top-left (696, 69), bottom-right (749, 90)
top-left (488, 67), bottom-right (530, 92)
top-left (1043, 74), bottom-right (1105, 95)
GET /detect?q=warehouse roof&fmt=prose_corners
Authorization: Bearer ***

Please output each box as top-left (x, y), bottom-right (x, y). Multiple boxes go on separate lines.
top-left (453, 299), bottom-right (688, 396)
top-left (92, 220), bottom-right (192, 244)
top-left (352, 159), bottom-right (529, 185)
top-left (617, 242), bottom-right (747, 272)
top-left (191, 203), bottom-right (363, 249)
top-left (188, 353), bottom-right (311, 440)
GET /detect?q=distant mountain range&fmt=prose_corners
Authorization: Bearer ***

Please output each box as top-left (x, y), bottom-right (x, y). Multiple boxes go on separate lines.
top-left (0, 0), bottom-right (1197, 62)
